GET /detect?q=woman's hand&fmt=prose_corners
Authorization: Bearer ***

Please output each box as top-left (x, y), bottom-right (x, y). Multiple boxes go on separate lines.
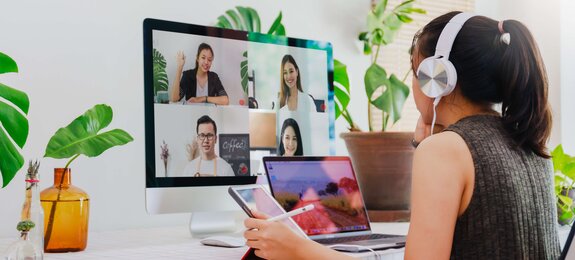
top-left (176, 51), bottom-right (186, 69)
top-left (244, 211), bottom-right (305, 259)
top-left (414, 115), bottom-right (445, 143)
top-left (187, 97), bottom-right (205, 103)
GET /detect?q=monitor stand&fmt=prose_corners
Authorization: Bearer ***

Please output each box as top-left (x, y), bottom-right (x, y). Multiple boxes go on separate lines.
top-left (189, 211), bottom-right (239, 237)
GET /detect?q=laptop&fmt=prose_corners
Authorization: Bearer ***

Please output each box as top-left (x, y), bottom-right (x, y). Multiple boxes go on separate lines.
top-left (263, 156), bottom-right (406, 252)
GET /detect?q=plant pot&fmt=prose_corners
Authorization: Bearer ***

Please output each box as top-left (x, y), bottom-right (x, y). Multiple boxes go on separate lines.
top-left (340, 131), bottom-right (414, 222)
top-left (40, 168), bottom-right (90, 252)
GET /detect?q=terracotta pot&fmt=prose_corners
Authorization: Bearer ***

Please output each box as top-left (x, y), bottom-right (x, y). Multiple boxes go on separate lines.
top-left (341, 131), bottom-right (414, 221)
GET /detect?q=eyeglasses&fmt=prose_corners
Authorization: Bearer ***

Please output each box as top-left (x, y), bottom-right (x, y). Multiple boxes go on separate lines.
top-left (197, 133), bottom-right (215, 141)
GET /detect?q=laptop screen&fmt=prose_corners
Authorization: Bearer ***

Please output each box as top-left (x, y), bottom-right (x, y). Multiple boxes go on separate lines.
top-left (264, 157), bottom-right (371, 236)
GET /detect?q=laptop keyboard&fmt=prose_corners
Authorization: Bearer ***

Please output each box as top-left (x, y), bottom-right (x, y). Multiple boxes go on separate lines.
top-left (315, 233), bottom-right (403, 245)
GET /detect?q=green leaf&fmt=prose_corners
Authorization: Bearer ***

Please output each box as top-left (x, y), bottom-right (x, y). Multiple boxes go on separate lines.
top-left (0, 100), bottom-right (29, 148)
top-left (247, 7), bottom-right (261, 33)
top-left (333, 59), bottom-right (351, 120)
top-left (0, 83), bottom-right (29, 114)
top-left (396, 14), bottom-right (413, 23)
top-left (363, 42), bottom-right (372, 55)
top-left (240, 57), bottom-right (249, 96)
top-left (237, 7), bottom-right (253, 32)
top-left (226, 10), bottom-right (245, 31)
top-left (0, 127), bottom-right (25, 188)
top-left (366, 65), bottom-right (410, 128)
top-left (358, 32), bottom-right (369, 41)
top-left (0, 52), bottom-right (18, 74)
top-left (367, 12), bottom-right (383, 34)
top-left (0, 54), bottom-right (29, 188)
top-left (267, 12), bottom-right (283, 35)
top-left (374, 0), bottom-right (389, 17)
top-left (393, 0), bottom-right (415, 12)
top-left (274, 24), bottom-right (286, 36)
top-left (44, 104), bottom-right (134, 160)
top-left (364, 63), bottom-right (389, 99)
top-left (152, 48), bottom-right (168, 95)
top-left (216, 15), bottom-right (233, 29)
top-left (559, 194), bottom-right (574, 207)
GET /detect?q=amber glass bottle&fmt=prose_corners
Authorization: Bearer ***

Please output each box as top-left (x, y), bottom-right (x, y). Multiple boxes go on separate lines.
top-left (40, 168), bottom-right (89, 252)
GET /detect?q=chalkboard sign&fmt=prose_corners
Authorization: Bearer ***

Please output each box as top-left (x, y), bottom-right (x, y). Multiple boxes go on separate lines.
top-left (219, 134), bottom-right (250, 176)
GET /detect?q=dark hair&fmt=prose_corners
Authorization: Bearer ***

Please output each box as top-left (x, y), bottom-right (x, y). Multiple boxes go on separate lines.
top-left (278, 118), bottom-right (303, 156)
top-left (195, 43), bottom-right (214, 70)
top-left (196, 115), bottom-right (217, 135)
top-left (279, 55), bottom-right (303, 109)
top-left (412, 11), bottom-right (552, 158)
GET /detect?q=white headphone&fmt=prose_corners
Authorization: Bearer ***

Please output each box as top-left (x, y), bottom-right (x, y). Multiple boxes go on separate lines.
top-left (416, 12), bottom-right (476, 134)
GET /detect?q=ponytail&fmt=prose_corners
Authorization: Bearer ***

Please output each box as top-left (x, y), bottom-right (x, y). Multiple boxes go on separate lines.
top-left (497, 20), bottom-right (552, 158)
top-left (413, 13), bottom-right (552, 158)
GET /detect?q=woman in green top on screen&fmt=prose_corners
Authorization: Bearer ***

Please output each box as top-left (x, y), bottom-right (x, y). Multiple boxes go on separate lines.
top-left (169, 43), bottom-right (229, 105)
top-left (242, 12), bottom-right (560, 259)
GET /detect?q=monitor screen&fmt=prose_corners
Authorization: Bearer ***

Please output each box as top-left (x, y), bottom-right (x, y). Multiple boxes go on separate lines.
top-left (144, 18), bottom-right (334, 189)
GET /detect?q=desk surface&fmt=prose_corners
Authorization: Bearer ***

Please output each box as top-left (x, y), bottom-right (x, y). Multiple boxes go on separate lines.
top-left (0, 222), bottom-right (409, 260)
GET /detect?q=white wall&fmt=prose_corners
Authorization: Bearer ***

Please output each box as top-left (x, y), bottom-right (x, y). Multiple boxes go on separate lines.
top-left (0, 0), bottom-right (370, 236)
top-left (560, 0), bottom-right (575, 154)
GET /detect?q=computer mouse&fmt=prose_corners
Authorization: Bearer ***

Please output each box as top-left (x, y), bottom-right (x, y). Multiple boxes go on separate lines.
top-left (200, 235), bottom-right (246, 248)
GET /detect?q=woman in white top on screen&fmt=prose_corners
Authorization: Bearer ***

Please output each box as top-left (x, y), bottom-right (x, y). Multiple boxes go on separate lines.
top-left (278, 55), bottom-right (316, 112)
top-left (278, 118), bottom-right (303, 156)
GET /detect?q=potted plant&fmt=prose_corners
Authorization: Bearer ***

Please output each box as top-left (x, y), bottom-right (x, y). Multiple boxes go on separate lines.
top-left (339, 0), bottom-right (425, 221)
top-left (41, 104), bottom-right (133, 252)
top-left (552, 144), bottom-right (575, 225)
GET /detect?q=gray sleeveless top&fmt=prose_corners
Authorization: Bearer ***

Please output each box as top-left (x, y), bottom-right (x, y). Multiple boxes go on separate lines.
top-left (445, 115), bottom-right (560, 259)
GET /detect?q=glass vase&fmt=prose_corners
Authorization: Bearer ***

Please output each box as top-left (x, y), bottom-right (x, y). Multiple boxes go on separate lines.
top-left (40, 168), bottom-right (90, 252)
top-left (20, 172), bottom-right (44, 258)
top-left (4, 231), bottom-right (42, 260)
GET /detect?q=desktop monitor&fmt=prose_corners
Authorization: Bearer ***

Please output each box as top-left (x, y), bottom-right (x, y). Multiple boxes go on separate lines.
top-left (143, 18), bottom-right (335, 235)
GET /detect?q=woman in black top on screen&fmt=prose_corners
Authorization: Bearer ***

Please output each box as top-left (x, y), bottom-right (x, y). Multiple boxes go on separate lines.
top-left (169, 43), bottom-right (229, 105)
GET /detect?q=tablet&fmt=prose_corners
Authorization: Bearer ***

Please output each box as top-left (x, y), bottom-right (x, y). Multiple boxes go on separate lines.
top-left (228, 184), bottom-right (307, 237)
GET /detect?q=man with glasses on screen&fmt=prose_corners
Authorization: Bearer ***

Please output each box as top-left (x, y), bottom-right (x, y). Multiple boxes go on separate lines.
top-left (183, 115), bottom-right (234, 177)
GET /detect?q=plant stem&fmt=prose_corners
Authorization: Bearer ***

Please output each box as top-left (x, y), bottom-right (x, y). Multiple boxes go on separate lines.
top-left (65, 154), bottom-right (80, 169)
top-left (44, 161), bottom-right (76, 250)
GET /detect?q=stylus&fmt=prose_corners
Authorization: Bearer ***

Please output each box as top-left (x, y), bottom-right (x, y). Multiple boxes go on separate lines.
top-left (267, 204), bottom-right (315, 222)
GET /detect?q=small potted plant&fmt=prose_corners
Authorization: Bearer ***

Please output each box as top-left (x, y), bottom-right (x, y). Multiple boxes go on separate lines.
top-left (552, 145), bottom-right (575, 225)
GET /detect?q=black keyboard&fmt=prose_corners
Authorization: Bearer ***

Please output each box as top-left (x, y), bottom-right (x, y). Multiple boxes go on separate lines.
top-left (315, 233), bottom-right (402, 244)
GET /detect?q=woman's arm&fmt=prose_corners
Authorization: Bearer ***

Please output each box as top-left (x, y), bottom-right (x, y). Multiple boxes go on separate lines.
top-left (404, 131), bottom-right (473, 259)
top-left (186, 96), bottom-right (229, 105)
top-left (170, 51), bottom-right (186, 102)
top-left (244, 216), bottom-right (355, 260)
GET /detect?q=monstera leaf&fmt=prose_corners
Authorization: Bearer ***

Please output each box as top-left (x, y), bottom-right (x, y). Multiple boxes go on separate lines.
top-left (334, 59), bottom-right (350, 120)
top-left (215, 6), bottom-right (287, 97)
top-left (0, 52), bottom-right (29, 188)
top-left (365, 63), bottom-right (409, 131)
top-left (152, 48), bottom-right (168, 96)
top-left (44, 104), bottom-right (133, 167)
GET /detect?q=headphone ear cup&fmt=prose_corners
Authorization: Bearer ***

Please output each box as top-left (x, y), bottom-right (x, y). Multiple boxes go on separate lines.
top-left (416, 57), bottom-right (457, 98)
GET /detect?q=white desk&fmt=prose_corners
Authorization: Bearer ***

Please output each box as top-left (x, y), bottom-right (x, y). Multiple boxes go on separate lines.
top-left (0, 222), bottom-right (409, 259)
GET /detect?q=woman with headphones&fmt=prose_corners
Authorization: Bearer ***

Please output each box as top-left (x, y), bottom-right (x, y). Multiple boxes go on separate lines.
top-left (242, 12), bottom-right (560, 259)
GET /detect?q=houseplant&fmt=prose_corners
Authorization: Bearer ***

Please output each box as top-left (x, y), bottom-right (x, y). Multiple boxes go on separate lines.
top-left (339, 0), bottom-right (424, 221)
top-left (0, 51), bottom-right (30, 188)
top-left (552, 144), bottom-right (575, 225)
top-left (41, 104), bottom-right (133, 252)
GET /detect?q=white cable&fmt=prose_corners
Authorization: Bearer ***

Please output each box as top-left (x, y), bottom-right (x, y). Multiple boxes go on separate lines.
top-left (328, 244), bottom-right (381, 260)
top-left (430, 96), bottom-right (442, 135)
